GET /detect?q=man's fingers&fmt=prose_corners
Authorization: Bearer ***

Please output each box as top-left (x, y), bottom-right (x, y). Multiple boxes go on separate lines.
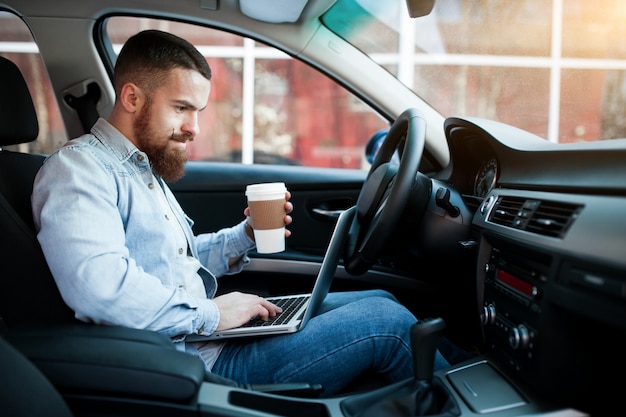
top-left (253, 298), bottom-right (282, 321)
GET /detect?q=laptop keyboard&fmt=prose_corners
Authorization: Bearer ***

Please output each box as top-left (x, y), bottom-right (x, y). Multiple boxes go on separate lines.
top-left (243, 295), bottom-right (308, 327)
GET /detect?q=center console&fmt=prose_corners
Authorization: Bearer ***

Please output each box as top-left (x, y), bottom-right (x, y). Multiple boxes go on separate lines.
top-left (478, 234), bottom-right (625, 416)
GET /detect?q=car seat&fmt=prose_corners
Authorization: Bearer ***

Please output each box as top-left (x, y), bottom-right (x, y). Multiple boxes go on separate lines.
top-left (0, 56), bottom-right (213, 406)
top-left (0, 56), bottom-right (76, 328)
top-left (0, 56), bottom-right (322, 408)
top-left (0, 335), bottom-right (73, 417)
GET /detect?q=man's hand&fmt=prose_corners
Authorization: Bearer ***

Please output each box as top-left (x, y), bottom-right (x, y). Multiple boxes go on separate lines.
top-left (213, 292), bottom-right (283, 331)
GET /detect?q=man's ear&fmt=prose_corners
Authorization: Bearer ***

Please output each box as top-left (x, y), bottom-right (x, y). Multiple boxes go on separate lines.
top-left (119, 82), bottom-right (144, 113)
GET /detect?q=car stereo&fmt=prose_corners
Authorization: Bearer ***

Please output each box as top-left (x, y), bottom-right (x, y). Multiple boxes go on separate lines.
top-left (479, 236), bottom-right (625, 414)
top-left (481, 245), bottom-right (546, 375)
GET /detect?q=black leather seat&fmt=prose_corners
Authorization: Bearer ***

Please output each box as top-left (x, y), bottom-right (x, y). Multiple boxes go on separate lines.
top-left (0, 335), bottom-right (74, 417)
top-left (0, 56), bottom-right (83, 407)
top-left (0, 56), bottom-right (322, 412)
top-left (0, 55), bottom-right (208, 410)
top-left (0, 56), bottom-right (76, 329)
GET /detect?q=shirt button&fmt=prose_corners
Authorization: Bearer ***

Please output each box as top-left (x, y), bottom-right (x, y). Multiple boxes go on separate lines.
top-left (137, 154), bottom-right (145, 162)
top-left (148, 182), bottom-right (154, 189)
top-left (198, 327), bottom-right (204, 335)
top-left (178, 248), bottom-right (184, 255)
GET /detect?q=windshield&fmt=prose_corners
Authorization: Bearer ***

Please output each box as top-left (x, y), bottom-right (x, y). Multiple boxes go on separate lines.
top-left (322, 0), bottom-right (626, 144)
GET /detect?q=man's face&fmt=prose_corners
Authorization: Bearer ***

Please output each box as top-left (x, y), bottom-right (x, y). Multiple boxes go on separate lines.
top-left (133, 68), bottom-right (211, 181)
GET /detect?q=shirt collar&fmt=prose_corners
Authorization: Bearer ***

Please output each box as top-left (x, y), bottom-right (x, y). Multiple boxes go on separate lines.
top-left (90, 117), bottom-right (144, 163)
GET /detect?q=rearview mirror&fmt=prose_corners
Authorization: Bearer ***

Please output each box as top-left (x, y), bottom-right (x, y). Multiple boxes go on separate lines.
top-left (405, 0), bottom-right (435, 18)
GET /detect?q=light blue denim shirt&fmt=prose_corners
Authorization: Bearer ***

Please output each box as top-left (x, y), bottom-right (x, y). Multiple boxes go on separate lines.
top-left (32, 118), bottom-right (255, 343)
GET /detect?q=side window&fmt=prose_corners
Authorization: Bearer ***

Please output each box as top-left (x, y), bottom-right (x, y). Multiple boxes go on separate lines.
top-left (105, 17), bottom-right (387, 169)
top-left (0, 11), bottom-right (66, 154)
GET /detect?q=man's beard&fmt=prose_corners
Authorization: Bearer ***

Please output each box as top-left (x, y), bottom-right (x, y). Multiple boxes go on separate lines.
top-left (133, 103), bottom-right (192, 182)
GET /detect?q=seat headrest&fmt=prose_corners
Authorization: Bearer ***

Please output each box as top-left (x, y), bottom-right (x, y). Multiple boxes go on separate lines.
top-left (0, 56), bottom-right (39, 147)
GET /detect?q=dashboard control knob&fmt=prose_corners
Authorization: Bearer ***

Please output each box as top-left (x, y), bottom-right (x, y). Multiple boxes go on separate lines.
top-left (508, 324), bottom-right (530, 350)
top-left (481, 303), bottom-right (496, 325)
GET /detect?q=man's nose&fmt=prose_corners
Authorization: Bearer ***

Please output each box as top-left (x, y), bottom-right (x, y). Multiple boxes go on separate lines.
top-left (182, 113), bottom-right (200, 138)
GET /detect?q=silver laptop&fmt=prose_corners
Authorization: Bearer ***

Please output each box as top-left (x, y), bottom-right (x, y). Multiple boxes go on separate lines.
top-left (185, 206), bottom-right (356, 341)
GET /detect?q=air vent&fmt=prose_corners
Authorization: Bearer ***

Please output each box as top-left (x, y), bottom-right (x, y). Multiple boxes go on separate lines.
top-left (488, 196), bottom-right (582, 238)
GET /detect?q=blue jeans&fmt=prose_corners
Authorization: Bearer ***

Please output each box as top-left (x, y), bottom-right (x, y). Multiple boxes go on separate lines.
top-left (211, 289), bottom-right (450, 397)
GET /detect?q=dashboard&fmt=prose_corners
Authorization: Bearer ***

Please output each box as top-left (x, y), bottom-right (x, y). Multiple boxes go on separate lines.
top-left (441, 117), bottom-right (626, 415)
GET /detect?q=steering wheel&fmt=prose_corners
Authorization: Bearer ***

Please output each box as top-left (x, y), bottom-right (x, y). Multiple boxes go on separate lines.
top-left (344, 108), bottom-right (427, 275)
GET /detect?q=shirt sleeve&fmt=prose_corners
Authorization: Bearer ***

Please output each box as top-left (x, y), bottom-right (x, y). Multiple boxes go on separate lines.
top-left (194, 220), bottom-right (256, 278)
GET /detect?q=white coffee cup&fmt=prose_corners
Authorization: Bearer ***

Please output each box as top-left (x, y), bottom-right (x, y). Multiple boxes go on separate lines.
top-left (245, 182), bottom-right (287, 253)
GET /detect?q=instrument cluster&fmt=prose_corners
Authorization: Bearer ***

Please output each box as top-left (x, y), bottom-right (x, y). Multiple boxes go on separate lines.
top-left (474, 157), bottom-right (499, 198)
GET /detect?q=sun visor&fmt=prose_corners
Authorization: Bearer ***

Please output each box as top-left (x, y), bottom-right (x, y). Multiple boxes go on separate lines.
top-left (239, 0), bottom-right (308, 23)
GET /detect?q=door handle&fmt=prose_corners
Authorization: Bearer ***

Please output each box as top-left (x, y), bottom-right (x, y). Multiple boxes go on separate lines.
top-left (312, 207), bottom-right (345, 219)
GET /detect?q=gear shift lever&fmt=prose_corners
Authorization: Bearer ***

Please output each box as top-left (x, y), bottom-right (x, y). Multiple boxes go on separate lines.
top-left (347, 317), bottom-right (459, 417)
top-left (410, 317), bottom-right (446, 382)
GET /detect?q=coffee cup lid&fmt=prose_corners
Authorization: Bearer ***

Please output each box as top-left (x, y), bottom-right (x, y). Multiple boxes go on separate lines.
top-left (245, 182), bottom-right (286, 196)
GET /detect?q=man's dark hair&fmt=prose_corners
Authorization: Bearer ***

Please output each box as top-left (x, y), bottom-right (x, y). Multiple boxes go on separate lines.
top-left (114, 29), bottom-right (212, 97)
